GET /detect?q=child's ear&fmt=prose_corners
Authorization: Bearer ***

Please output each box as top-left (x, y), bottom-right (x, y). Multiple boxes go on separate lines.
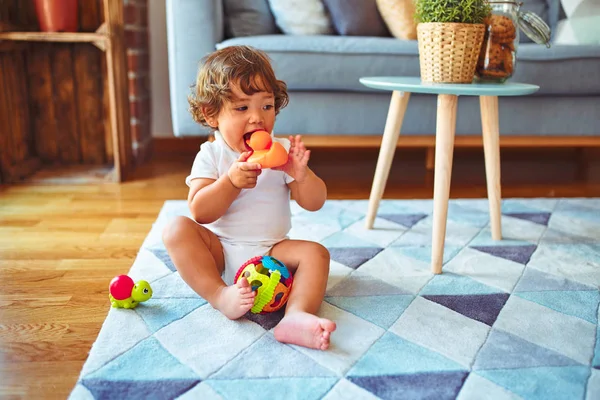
top-left (202, 107), bottom-right (217, 128)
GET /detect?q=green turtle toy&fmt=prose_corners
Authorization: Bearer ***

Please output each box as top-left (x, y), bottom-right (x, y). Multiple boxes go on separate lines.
top-left (108, 274), bottom-right (152, 309)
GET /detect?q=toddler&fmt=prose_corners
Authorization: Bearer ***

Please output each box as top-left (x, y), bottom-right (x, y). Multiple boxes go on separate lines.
top-left (162, 45), bottom-right (336, 350)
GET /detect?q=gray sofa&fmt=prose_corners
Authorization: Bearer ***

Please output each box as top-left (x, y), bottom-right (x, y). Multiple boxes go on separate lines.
top-left (166, 0), bottom-right (600, 140)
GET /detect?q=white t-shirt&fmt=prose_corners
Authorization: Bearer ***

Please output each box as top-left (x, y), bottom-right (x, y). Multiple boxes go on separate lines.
top-left (185, 131), bottom-right (294, 247)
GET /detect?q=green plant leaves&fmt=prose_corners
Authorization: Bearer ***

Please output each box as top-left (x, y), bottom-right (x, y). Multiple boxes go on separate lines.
top-left (415, 0), bottom-right (492, 24)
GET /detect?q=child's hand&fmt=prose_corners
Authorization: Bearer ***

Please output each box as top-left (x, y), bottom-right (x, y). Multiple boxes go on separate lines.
top-left (228, 152), bottom-right (262, 189)
top-left (273, 135), bottom-right (310, 183)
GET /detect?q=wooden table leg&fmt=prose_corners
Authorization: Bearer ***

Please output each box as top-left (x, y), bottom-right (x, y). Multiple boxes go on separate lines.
top-left (365, 90), bottom-right (411, 229)
top-left (480, 95), bottom-right (502, 240)
top-left (431, 94), bottom-right (458, 274)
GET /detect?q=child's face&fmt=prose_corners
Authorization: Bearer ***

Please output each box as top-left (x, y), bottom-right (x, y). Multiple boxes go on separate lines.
top-left (209, 80), bottom-right (276, 154)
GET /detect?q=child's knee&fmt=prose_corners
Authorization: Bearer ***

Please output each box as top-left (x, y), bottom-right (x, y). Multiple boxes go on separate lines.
top-left (162, 216), bottom-right (195, 247)
top-left (311, 242), bottom-right (330, 271)
top-left (314, 243), bottom-right (330, 260)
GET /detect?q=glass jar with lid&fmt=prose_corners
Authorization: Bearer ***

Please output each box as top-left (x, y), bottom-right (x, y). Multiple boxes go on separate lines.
top-left (476, 1), bottom-right (551, 83)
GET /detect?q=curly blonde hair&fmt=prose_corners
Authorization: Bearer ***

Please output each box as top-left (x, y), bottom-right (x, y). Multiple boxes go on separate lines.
top-left (188, 45), bottom-right (289, 128)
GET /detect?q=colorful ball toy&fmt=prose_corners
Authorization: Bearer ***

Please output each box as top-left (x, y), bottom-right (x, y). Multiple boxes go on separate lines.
top-left (234, 256), bottom-right (293, 314)
top-left (109, 275), bottom-right (153, 309)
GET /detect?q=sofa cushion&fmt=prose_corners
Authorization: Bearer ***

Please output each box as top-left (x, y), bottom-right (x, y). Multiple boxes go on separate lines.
top-left (223, 0), bottom-right (279, 38)
top-left (376, 0), bottom-right (418, 40)
top-left (267, 0), bottom-right (335, 35)
top-left (322, 0), bottom-right (390, 37)
top-left (554, 0), bottom-right (600, 45)
top-left (217, 35), bottom-right (600, 96)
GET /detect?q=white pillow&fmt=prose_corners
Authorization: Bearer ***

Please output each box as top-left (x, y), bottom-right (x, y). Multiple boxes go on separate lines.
top-left (554, 0), bottom-right (600, 44)
top-left (267, 0), bottom-right (334, 35)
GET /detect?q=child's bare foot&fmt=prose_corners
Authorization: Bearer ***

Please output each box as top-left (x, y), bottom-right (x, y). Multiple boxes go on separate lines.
top-left (273, 311), bottom-right (336, 350)
top-left (214, 278), bottom-right (256, 320)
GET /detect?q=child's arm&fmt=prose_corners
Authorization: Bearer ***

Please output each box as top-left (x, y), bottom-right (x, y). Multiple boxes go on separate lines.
top-left (288, 169), bottom-right (326, 211)
top-left (188, 152), bottom-right (262, 224)
top-left (187, 176), bottom-right (240, 224)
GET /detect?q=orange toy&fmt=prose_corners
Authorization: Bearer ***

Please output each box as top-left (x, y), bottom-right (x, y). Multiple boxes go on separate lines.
top-left (245, 130), bottom-right (288, 169)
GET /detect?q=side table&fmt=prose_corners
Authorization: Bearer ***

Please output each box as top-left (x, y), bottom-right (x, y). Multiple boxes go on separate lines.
top-left (359, 76), bottom-right (539, 274)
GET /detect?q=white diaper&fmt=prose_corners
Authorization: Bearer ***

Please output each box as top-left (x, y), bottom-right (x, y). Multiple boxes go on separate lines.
top-left (220, 241), bottom-right (275, 285)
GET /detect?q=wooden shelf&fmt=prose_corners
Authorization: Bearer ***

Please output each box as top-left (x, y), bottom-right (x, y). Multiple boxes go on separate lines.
top-left (0, 31), bottom-right (103, 42)
top-left (0, 1), bottom-right (131, 183)
top-left (0, 23), bottom-right (108, 50)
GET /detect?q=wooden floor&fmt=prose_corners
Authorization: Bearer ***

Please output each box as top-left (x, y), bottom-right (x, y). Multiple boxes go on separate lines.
top-left (1, 147), bottom-right (600, 399)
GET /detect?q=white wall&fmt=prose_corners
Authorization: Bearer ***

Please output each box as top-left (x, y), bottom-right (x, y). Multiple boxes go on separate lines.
top-left (149, 0), bottom-right (174, 137)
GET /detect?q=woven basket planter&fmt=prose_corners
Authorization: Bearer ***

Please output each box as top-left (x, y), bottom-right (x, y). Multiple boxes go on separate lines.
top-left (417, 22), bottom-right (485, 83)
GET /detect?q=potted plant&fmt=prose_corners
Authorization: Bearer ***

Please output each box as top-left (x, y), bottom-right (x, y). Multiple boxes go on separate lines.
top-left (415, 0), bottom-right (491, 83)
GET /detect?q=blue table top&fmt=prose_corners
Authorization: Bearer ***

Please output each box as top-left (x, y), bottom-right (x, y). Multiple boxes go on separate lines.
top-left (359, 76), bottom-right (539, 96)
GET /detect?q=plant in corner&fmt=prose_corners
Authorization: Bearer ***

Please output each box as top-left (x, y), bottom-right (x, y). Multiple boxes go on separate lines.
top-left (415, 0), bottom-right (491, 83)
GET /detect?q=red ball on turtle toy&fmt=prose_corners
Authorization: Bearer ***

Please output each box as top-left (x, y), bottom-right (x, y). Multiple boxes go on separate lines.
top-left (234, 256), bottom-right (293, 314)
top-left (108, 275), bottom-right (152, 309)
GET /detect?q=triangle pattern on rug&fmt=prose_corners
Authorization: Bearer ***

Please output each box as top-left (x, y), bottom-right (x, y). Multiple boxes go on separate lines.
top-left (378, 213), bottom-right (428, 228)
top-left (504, 212), bottom-right (551, 226)
top-left (514, 290), bottom-right (600, 324)
top-left (176, 381), bottom-right (224, 400)
top-left (473, 329), bottom-right (583, 370)
top-left (206, 377), bottom-right (338, 400)
top-left (501, 199), bottom-right (555, 214)
top-left (79, 307), bottom-right (152, 378)
top-left (84, 336), bottom-right (199, 381)
top-left (83, 337), bottom-right (200, 399)
top-left (306, 202), bottom-right (365, 230)
top-left (211, 334), bottom-right (336, 379)
top-left (326, 274), bottom-right (412, 297)
top-left (150, 272), bottom-right (202, 298)
top-left (82, 378), bottom-right (200, 400)
top-left (348, 332), bottom-right (466, 377)
top-left (475, 366), bottom-right (589, 400)
top-left (148, 248), bottom-right (177, 272)
top-left (322, 231), bottom-right (378, 248)
top-left (420, 272), bottom-right (506, 296)
top-left (514, 267), bottom-right (597, 293)
top-left (326, 295), bottom-right (414, 329)
top-left (422, 294), bottom-right (510, 326)
top-left (394, 245), bottom-right (462, 266)
top-left (329, 247), bottom-right (384, 269)
top-left (348, 371), bottom-right (468, 400)
top-left (470, 245), bottom-right (537, 265)
top-left (135, 298), bottom-right (207, 332)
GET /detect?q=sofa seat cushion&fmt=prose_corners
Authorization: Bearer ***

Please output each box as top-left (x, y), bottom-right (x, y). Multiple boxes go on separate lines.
top-left (217, 35), bottom-right (600, 95)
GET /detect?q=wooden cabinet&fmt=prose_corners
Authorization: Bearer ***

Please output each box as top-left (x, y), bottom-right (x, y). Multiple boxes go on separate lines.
top-left (0, 0), bottom-right (132, 183)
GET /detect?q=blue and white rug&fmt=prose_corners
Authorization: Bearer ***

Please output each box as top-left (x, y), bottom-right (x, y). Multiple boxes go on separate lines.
top-left (70, 198), bottom-right (600, 400)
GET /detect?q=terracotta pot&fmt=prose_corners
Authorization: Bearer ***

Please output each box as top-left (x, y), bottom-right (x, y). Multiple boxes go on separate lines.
top-left (34, 0), bottom-right (79, 32)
